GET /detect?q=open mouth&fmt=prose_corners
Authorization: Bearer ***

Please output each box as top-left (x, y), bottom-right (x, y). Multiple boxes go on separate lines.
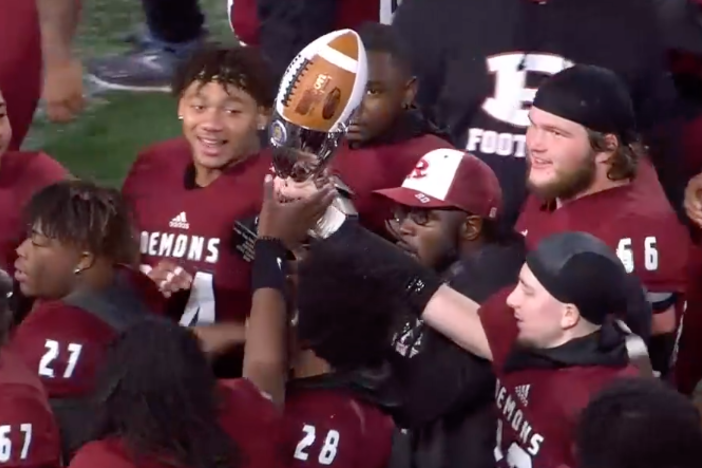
top-left (13, 264), bottom-right (27, 283)
top-left (197, 136), bottom-right (228, 156)
top-left (529, 156), bottom-right (551, 168)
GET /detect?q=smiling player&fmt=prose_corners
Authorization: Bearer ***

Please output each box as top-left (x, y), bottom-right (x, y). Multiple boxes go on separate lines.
top-left (122, 46), bottom-right (276, 360)
top-left (515, 65), bottom-right (689, 376)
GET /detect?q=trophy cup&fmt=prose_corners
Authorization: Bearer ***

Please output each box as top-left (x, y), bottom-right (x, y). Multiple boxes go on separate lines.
top-left (268, 28), bottom-right (368, 238)
top-left (232, 29), bottom-right (367, 258)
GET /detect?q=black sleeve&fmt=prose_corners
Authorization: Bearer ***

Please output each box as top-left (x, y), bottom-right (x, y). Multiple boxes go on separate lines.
top-left (392, 0), bottom-right (451, 123)
top-left (630, 0), bottom-right (686, 218)
top-left (257, 0), bottom-right (339, 80)
top-left (654, 0), bottom-right (702, 55)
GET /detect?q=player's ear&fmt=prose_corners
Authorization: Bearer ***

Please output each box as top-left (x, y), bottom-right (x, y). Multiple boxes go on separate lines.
top-left (256, 106), bottom-right (272, 131)
top-left (177, 99), bottom-right (187, 121)
top-left (75, 251), bottom-right (96, 274)
top-left (460, 215), bottom-right (482, 242)
top-left (402, 76), bottom-right (418, 109)
top-left (561, 303), bottom-right (581, 329)
top-left (594, 133), bottom-right (618, 163)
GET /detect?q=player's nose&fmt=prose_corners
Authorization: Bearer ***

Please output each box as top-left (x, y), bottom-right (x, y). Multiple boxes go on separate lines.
top-left (15, 237), bottom-right (30, 258)
top-left (200, 110), bottom-right (226, 131)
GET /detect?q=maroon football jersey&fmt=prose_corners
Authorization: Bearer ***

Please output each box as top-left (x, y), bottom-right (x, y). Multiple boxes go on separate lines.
top-left (0, 152), bottom-right (67, 273)
top-left (69, 379), bottom-right (283, 468)
top-left (0, 0), bottom-right (41, 150)
top-left (331, 134), bottom-right (453, 237)
top-left (218, 378), bottom-right (285, 468)
top-left (8, 301), bottom-right (118, 398)
top-left (284, 385), bottom-right (394, 468)
top-left (122, 138), bottom-right (273, 325)
top-left (0, 350), bottom-right (61, 468)
top-left (516, 163), bottom-right (688, 295)
top-left (479, 290), bottom-right (637, 468)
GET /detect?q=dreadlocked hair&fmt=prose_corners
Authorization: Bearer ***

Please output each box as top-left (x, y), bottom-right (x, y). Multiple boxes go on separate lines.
top-left (296, 246), bottom-right (396, 371)
top-left (171, 44), bottom-right (276, 108)
top-left (91, 318), bottom-right (241, 468)
top-left (576, 377), bottom-right (702, 468)
top-left (24, 180), bottom-right (138, 265)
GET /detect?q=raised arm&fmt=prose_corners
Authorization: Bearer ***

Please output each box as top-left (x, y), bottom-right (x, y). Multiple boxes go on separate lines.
top-left (36, 0), bottom-right (84, 122)
top-left (314, 220), bottom-right (493, 360)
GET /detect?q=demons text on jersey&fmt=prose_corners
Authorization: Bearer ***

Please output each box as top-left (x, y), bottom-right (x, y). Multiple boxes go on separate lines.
top-left (495, 380), bottom-right (544, 458)
top-left (139, 231), bottom-right (220, 264)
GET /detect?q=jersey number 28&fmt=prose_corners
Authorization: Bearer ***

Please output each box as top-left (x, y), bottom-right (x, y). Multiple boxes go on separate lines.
top-left (294, 424), bottom-right (340, 465)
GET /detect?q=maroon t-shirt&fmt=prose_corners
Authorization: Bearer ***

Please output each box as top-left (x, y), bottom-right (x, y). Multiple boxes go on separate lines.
top-left (516, 161), bottom-right (688, 296)
top-left (284, 384), bottom-right (394, 468)
top-left (479, 289), bottom-right (637, 468)
top-left (122, 138), bottom-right (273, 326)
top-left (8, 268), bottom-right (162, 399)
top-left (0, 350), bottom-right (61, 468)
top-left (0, 0), bottom-right (41, 149)
top-left (69, 379), bottom-right (283, 468)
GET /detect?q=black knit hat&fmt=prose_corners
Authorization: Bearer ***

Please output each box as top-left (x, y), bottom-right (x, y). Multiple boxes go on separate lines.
top-left (533, 65), bottom-right (637, 143)
top-left (525, 231), bottom-right (631, 325)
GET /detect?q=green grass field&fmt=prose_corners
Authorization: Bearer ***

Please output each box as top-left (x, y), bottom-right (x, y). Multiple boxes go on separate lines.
top-left (23, 0), bottom-right (236, 187)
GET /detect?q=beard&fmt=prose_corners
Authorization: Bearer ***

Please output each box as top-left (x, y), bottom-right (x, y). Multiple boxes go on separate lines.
top-left (526, 150), bottom-right (597, 201)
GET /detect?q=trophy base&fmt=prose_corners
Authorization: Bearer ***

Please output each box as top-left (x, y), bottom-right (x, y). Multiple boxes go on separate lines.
top-left (310, 194), bottom-right (357, 239)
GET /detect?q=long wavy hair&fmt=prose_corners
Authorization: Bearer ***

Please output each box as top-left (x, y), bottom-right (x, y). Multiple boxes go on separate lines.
top-left (90, 319), bottom-right (240, 468)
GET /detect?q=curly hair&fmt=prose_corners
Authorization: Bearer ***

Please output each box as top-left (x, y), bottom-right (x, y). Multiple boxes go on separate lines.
top-left (587, 129), bottom-right (645, 181)
top-left (576, 377), bottom-right (702, 468)
top-left (172, 44), bottom-right (276, 108)
top-left (90, 319), bottom-right (240, 468)
top-left (24, 180), bottom-right (138, 264)
top-left (295, 245), bottom-right (397, 371)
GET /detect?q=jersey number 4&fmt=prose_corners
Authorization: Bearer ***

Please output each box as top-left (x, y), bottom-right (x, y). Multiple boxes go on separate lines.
top-left (616, 237), bottom-right (658, 273)
top-left (294, 424), bottom-right (340, 465)
top-left (140, 265), bottom-right (216, 326)
top-left (181, 271), bottom-right (216, 326)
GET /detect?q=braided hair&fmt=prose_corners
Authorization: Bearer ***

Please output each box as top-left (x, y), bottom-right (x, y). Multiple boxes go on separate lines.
top-left (24, 180), bottom-right (138, 265)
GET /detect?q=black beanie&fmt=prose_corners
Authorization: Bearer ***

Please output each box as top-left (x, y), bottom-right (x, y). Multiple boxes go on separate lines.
top-left (532, 64), bottom-right (637, 143)
top-left (525, 232), bottom-right (631, 325)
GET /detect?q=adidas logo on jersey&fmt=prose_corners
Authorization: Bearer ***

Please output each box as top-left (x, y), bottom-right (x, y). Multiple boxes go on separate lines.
top-left (514, 384), bottom-right (531, 407)
top-left (169, 212), bottom-right (190, 230)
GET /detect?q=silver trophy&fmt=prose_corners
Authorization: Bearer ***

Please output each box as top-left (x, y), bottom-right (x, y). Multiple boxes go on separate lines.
top-left (268, 29), bottom-right (368, 237)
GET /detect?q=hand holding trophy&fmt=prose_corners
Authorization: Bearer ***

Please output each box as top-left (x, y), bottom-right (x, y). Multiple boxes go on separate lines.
top-left (268, 28), bottom-right (368, 238)
top-left (233, 29), bottom-right (367, 261)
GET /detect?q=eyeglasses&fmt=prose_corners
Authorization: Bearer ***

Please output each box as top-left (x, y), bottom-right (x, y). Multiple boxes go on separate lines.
top-left (392, 206), bottom-right (468, 227)
top-left (392, 206), bottom-right (434, 226)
